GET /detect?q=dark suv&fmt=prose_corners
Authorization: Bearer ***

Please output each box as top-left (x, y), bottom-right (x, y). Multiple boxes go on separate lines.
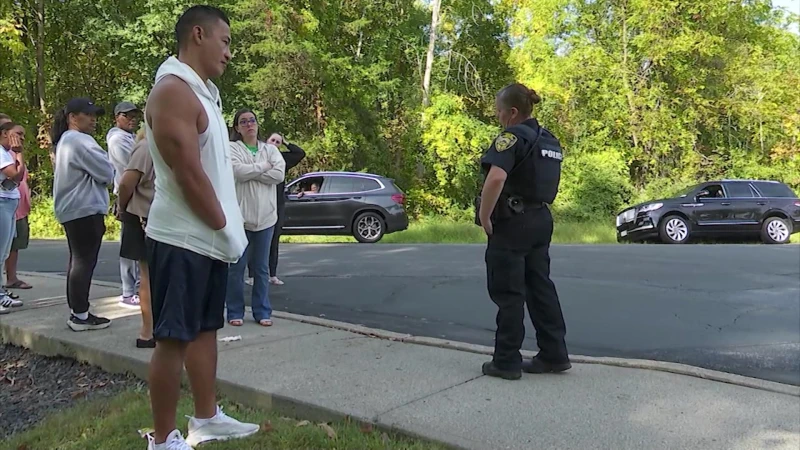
top-left (616, 180), bottom-right (800, 244)
top-left (282, 171), bottom-right (409, 243)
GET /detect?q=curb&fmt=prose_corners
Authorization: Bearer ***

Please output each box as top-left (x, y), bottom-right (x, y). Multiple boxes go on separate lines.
top-left (17, 271), bottom-right (800, 398)
top-left (0, 319), bottom-right (466, 450)
top-left (273, 311), bottom-right (800, 397)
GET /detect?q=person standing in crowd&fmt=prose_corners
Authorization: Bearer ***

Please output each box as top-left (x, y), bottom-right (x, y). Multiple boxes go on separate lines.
top-left (226, 109), bottom-right (285, 327)
top-left (107, 101), bottom-right (143, 308)
top-left (116, 128), bottom-right (156, 349)
top-left (478, 83), bottom-right (570, 380)
top-left (0, 121), bottom-right (23, 314)
top-left (5, 123), bottom-right (32, 291)
top-left (144, 6), bottom-right (258, 450)
top-left (264, 132), bottom-right (304, 286)
top-left (51, 97), bottom-right (115, 331)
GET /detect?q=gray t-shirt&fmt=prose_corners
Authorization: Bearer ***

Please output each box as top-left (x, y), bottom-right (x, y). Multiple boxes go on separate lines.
top-left (53, 130), bottom-right (114, 224)
top-left (106, 127), bottom-right (135, 194)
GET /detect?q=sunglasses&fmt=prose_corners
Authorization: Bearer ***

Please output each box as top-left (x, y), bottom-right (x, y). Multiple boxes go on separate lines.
top-left (238, 118), bottom-right (257, 126)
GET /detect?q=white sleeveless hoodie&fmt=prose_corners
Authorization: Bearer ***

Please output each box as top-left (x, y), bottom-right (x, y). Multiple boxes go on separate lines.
top-left (144, 56), bottom-right (247, 263)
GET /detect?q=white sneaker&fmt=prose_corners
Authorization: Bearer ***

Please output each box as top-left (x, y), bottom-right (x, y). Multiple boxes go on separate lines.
top-left (269, 276), bottom-right (284, 286)
top-left (244, 277), bottom-right (254, 286)
top-left (0, 304), bottom-right (10, 315)
top-left (147, 429), bottom-right (193, 450)
top-left (0, 295), bottom-right (22, 308)
top-left (184, 405), bottom-right (259, 446)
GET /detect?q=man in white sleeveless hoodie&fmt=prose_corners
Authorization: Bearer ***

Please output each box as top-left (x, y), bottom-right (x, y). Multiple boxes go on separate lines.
top-left (143, 6), bottom-right (258, 449)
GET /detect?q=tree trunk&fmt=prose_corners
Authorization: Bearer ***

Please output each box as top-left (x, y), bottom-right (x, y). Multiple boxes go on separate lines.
top-left (422, 0), bottom-right (441, 107)
top-left (35, 0), bottom-right (45, 116)
top-left (620, 1), bottom-right (639, 151)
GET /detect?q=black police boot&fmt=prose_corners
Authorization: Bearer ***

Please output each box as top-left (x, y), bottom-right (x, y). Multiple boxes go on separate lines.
top-left (522, 355), bottom-right (572, 374)
top-left (482, 361), bottom-right (522, 380)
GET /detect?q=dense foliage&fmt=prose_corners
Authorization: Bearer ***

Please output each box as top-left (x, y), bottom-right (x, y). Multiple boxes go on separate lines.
top-left (1, 0), bottom-right (798, 223)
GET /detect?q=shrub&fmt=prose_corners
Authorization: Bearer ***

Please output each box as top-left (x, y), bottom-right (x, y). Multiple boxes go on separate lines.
top-left (29, 196), bottom-right (120, 240)
top-left (554, 150), bottom-right (634, 221)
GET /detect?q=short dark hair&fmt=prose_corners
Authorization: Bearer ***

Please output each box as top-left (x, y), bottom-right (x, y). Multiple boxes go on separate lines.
top-left (175, 5), bottom-right (230, 51)
top-left (496, 83), bottom-right (541, 118)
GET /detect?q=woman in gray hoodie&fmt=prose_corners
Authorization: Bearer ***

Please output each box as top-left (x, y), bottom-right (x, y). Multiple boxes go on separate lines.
top-left (51, 97), bottom-right (115, 332)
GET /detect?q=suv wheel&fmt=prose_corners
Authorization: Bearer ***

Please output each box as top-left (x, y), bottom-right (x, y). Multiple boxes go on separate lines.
top-left (353, 212), bottom-right (385, 243)
top-left (659, 215), bottom-right (690, 244)
top-left (761, 217), bottom-right (791, 244)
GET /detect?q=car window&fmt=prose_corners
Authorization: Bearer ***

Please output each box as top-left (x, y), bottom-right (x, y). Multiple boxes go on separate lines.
top-left (324, 176), bottom-right (355, 194)
top-left (698, 184), bottom-right (725, 199)
top-left (352, 177), bottom-right (381, 192)
top-left (287, 176), bottom-right (323, 195)
top-left (753, 182), bottom-right (798, 198)
top-left (725, 183), bottom-right (757, 198)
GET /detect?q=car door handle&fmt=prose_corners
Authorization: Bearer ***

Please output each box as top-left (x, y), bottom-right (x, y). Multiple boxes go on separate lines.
top-left (757, 202), bottom-right (767, 205)
top-left (721, 202), bottom-right (731, 206)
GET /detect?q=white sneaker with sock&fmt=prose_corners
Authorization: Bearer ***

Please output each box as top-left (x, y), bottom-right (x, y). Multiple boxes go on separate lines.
top-left (184, 405), bottom-right (259, 446)
top-left (147, 429), bottom-right (192, 450)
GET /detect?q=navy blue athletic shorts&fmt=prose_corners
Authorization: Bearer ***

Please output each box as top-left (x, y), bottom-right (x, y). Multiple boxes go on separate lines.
top-left (146, 238), bottom-right (229, 342)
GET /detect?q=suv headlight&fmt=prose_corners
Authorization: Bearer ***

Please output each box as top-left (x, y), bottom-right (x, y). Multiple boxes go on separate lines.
top-left (639, 203), bottom-right (663, 213)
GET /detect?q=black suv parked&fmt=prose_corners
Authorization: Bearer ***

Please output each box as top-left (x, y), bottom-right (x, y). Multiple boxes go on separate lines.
top-left (616, 180), bottom-right (800, 244)
top-left (282, 171), bottom-right (409, 243)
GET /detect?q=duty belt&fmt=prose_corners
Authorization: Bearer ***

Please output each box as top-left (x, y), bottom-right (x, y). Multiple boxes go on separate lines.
top-left (521, 200), bottom-right (545, 210)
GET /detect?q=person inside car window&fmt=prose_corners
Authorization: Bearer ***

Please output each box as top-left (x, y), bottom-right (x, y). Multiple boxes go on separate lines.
top-left (296, 182), bottom-right (319, 198)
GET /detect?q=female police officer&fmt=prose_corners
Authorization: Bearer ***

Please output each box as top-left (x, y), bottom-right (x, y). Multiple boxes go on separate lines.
top-left (478, 83), bottom-right (571, 380)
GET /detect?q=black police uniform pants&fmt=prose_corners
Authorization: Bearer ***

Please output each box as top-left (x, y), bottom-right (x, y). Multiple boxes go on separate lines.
top-left (485, 207), bottom-right (568, 370)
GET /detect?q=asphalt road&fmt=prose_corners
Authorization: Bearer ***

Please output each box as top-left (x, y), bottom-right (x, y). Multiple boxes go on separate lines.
top-left (18, 240), bottom-right (800, 385)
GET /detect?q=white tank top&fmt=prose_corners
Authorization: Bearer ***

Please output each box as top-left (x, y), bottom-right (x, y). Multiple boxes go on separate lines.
top-left (144, 56), bottom-right (247, 263)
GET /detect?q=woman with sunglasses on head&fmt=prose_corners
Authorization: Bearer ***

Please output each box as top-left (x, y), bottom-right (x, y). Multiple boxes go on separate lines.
top-left (116, 127), bottom-right (156, 348)
top-left (51, 98), bottom-right (115, 331)
top-left (225, 109), bottom-right (286, 327)
top-left (263, 132), bottom-right (305, 286)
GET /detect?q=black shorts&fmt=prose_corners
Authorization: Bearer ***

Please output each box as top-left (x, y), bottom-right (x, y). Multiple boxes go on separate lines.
top-left (11, 216), bottom-right (29, 251)
top-left (146, 238), bottom-right (229, 342)
top-left (119, 212), bottom-right (146, 261)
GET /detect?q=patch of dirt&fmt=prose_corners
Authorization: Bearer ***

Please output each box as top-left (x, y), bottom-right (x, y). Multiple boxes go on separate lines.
top-left (0, 344), bottom-right (141, 438)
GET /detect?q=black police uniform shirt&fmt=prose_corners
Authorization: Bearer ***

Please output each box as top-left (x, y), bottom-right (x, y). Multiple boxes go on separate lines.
top-left (480, 118), bottom-right (541, 191)
top-left (480, 123), bottom-right (527, 176)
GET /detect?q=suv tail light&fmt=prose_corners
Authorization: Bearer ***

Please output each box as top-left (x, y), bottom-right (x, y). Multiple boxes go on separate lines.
top-left (794, 201), bottom-right (800, 207)
top-left (391, 193), bottom-right (405, 205)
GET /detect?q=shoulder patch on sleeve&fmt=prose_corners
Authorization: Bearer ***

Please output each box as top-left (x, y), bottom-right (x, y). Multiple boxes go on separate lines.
top-left (494, 132), bottom-right (517, 152)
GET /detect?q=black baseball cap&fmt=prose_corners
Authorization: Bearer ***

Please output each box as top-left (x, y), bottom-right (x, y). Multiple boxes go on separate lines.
top-left (64, 97), bottom-right (105, 116)
top-left (114, 101), bottom-right (141, 115)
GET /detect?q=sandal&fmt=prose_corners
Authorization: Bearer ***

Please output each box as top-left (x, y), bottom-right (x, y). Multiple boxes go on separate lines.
top-left (228, 319), bottom-right (243, 326)
top-left (259, 319), bottom-right (273, 327)
top-left (4, 280), bottom-right (32, 290)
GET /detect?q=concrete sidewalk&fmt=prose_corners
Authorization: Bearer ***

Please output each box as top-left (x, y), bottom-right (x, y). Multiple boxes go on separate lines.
top-left (1, 273), bottom-right (799, 450)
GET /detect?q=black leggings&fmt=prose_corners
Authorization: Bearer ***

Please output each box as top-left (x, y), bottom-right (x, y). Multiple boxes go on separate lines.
top-left (64, 214), bottom-right (105, 314)
top-left (269, 203), bottom-right (285, 276)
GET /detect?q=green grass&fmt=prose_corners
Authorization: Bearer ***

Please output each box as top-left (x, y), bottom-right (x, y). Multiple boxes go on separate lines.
top-left (281, 218), bottom-right (616, 244)
top-left (2, 388), bottom-right (445, 450)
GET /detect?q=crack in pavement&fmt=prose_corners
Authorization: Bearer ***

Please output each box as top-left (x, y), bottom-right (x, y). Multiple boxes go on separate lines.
top-left (374, 374), bottom-right (485, 421)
